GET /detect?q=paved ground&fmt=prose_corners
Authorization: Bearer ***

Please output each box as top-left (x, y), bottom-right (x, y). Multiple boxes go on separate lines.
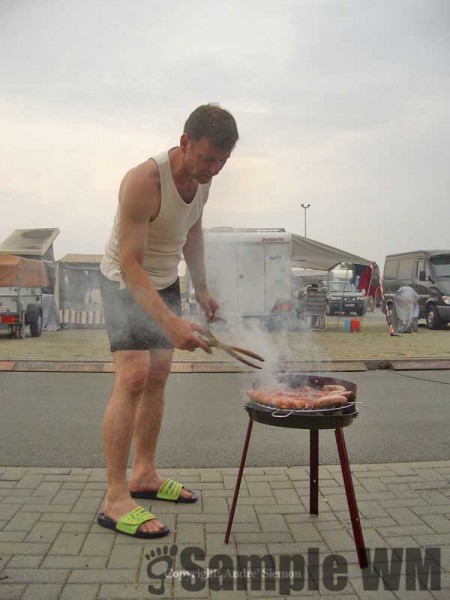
top-left (0, 462), bottom-right (449, 599)
top-left (1, 312), bottom-right (449, 598)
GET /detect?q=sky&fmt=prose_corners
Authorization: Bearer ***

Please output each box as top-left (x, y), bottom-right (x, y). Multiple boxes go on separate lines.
top-left (1, 0), bottom-right (449, 270)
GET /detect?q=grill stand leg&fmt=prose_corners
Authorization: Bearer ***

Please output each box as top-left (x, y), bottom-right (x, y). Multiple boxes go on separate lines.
top-left (225, 417), bottom-right (253, 544)
top-left (335, 422), bottom-right (368, 569)
top-left (309, 429), bottom-right (319, 515)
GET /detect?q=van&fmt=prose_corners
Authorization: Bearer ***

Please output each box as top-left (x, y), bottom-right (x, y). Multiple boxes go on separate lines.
top-left (382, 250), bottom-right (450, 329)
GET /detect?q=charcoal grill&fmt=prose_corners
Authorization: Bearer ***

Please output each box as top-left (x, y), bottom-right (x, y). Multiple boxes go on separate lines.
top-left (224, 373), bottom-right (368, 569)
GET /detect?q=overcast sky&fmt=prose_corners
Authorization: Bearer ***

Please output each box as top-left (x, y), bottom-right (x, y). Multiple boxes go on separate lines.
top-left (1, 0), bottom-right (449, 269)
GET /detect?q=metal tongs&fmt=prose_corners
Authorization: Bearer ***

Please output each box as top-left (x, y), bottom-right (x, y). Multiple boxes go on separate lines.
top-left (199, 327), bottom-right (265, 369)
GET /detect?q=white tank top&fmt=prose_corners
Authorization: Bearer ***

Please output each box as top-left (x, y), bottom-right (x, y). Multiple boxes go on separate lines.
top-left (100, 149), bottom-right (210, 289)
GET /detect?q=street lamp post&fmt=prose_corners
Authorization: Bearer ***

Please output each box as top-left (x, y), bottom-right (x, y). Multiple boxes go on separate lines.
top-left (301, 203), bottom-right (311, 237)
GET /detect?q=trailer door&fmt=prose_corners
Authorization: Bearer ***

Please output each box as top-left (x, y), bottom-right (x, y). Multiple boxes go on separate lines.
top-left (237, 245), bottom-right (265, 314)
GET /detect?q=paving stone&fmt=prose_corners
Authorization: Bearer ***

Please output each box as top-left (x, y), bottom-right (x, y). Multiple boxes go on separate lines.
top-left (51, 490), bottom-right (82, 505)
top-left (200, 470), bottom-right (225, 483)
top-left (0, 584), bottom-right (27, 599)
top-left (0, 504), bottom-right (20, 521)
top-left (26, 521), bottom-right (62, 543)
top-left (48, 532), bottom-right (87, 555)
top-left (272, 488), bottom-right (301, 505)
top-left (6, 555), bottom-right (44, 568)
top-left (43, 475), bottom-right (89, 483)
top-left (59, 584), bottom-right (100, 600)
top-left (2, 568), bottom-right (69, 583)
top-left (0, 542), bottom-right (50, 555)
top-left (0, 468), bottom-right (29, 481)
top-left (232, 506), bottom-right (259, 523)
top-left (289, 523), bottom-right (323, 543)
top-left (12, 504), bottom-right (72, 514)
top-left (418, 490), bottom-right (449, 505)
top-left (0, 487), bottom-right (15, 496)
top-left (382, 497), bottom-right (430, 509)
top-left (386, 507), bottom-right (426, 526)
top-left (414, 532), bottom-right (450, 546)
top-left (255, 504), bottom-right (308, 516)
top-left (193, 489), bottom-right (228, 500)
top-left (40, 512), bottom-right (94, 523)
top-left (246, 482), bottom-right (273, 497)
top-left (376, 524), bottom-right (435, 538)
top-left (62, 522), bottom-right (92, 534)
top-left (234, 543), bottom-right (270, 556)
top-left (71, 497), bottom-right (103, 514)
top-left (358, 501), bottom-right (390, 519)
top-left (80, 532), bottom-right (115, 556)
top-left (98, 583), bottom-right (170, 598)
top-left (175, 522), bottom-right (205, 544)
top-left (206, 532), bottom-right (238, 555)
top-left (21, 583), bottom-right (63, 600)
top-left (108, 544), bottom-right (143, 569)
top-left (178, 513), bottom-right (229, 523)
top-left (14, 476), bottom-right (44, 490)
top-left (234, 532), bottom-right (293, 545)
top-left (206, 522), bottom-right (261, 534)
top-left (68, 568), bottom-right (137, 583)
top-left (320, 529), bottom-right (360, 553)
top-left (419, 514), bottom-right (450, 533)
top-left (5, 512), bottom-right (41, 533)
top-left (32, 482), bottom-right (62, 498)
top-left (202, 496), bottom-right (229, 514)
top-left (41, 555), bottom-right (108, 569)
top-left (258, 514), bottom-right (290, 533)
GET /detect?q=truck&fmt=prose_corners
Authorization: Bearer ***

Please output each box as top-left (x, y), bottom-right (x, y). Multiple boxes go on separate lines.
top-left (0, 254), bottom-right (49, 338)
top-left (188, 227), bottom-right (291, 320)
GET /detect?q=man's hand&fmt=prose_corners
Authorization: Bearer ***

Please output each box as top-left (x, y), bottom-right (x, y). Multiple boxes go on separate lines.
top-left (195, 290), bottom-right (220, 323)
top-left (164, 316), bottom-right (212, 354)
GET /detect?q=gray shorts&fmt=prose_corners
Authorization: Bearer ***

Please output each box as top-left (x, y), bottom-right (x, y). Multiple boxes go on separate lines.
top-left (99, 272), bottom-right (182, 352)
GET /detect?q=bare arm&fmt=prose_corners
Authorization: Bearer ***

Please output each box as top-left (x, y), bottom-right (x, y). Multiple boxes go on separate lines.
top-left (183, 216), bottom-right (219, 322)
top-left (117, 166), bottom-right (210, 352)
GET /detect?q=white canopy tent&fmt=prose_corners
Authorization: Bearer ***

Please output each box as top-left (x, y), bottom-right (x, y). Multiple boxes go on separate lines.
top-left (289, 234), bottom-right (372, 270)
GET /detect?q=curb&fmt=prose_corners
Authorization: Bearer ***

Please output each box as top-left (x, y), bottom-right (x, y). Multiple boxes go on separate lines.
top-left (0, 358), bottom-right (449, 373)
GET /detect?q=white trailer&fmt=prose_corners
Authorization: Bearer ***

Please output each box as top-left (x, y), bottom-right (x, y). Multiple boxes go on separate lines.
top-left (191, 227), bottom-right (291, 319)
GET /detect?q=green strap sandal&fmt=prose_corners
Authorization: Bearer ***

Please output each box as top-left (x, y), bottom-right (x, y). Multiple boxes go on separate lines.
top-left (97, 506), bottom-right (170, 539)
top-left (130, 478), bottom-right (197, 503)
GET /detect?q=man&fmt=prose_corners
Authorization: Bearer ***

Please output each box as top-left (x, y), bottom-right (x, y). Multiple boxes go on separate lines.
top-left (97, 104), bottom-right (239, 538)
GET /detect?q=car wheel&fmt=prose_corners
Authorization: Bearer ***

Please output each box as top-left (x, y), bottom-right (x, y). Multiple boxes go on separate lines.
top-left (356, 306), bottom-right (365, 316)
top-left (30, 312), bottom-right (42, 337)
top-left (426, 305), bottom-right (443, 330)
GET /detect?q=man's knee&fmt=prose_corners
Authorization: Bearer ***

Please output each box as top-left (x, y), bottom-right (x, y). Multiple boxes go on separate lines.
top-left (147, 351), bottom-right (173, 386)
top-left (114, 353), bottom-right (150, 395)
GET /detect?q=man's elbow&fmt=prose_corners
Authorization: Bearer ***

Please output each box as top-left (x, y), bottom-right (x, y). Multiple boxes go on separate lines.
top-left (119, 256), bottom-right (143, 281)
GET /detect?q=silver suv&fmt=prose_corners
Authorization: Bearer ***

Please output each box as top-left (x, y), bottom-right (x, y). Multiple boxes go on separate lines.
top-left (325, 281), bottom-right (366, 316)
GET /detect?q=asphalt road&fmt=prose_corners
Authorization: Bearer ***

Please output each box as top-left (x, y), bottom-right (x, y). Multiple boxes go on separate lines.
top-left (1, 369), bottom-right (449, 469)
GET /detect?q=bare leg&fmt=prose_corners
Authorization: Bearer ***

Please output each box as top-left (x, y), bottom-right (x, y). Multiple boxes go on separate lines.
top-left (101, 350), bottom-right (166, 534)
top-left (129, 348), bottom-right (194, 500)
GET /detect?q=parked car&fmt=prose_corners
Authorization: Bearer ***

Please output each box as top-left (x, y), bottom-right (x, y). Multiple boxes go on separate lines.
top-left (382, 250), bottom-right (450, 329)
top-left (325, 281), bottom-right (366, 316)
top-left (0, 254), bottom-right (48, 338)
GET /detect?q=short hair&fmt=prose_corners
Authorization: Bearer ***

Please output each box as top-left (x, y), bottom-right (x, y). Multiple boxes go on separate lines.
top-left (184, 103), bottom-right (239, 152)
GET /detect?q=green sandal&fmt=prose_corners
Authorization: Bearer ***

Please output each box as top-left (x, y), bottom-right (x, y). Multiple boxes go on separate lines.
top-left (97, 506), bottom-right (169, 539)
top-left (130, 478), bottom-right (198, 503)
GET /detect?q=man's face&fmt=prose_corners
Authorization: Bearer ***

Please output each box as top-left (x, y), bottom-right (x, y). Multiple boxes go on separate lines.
top-left (181, 135), bottom-right (231, 184)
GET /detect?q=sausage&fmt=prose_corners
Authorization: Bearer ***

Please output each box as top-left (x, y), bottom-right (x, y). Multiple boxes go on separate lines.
top-left (322, 384), bottom-right (346, 392)
top-left (313, 394), bottom-right (348, 408)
